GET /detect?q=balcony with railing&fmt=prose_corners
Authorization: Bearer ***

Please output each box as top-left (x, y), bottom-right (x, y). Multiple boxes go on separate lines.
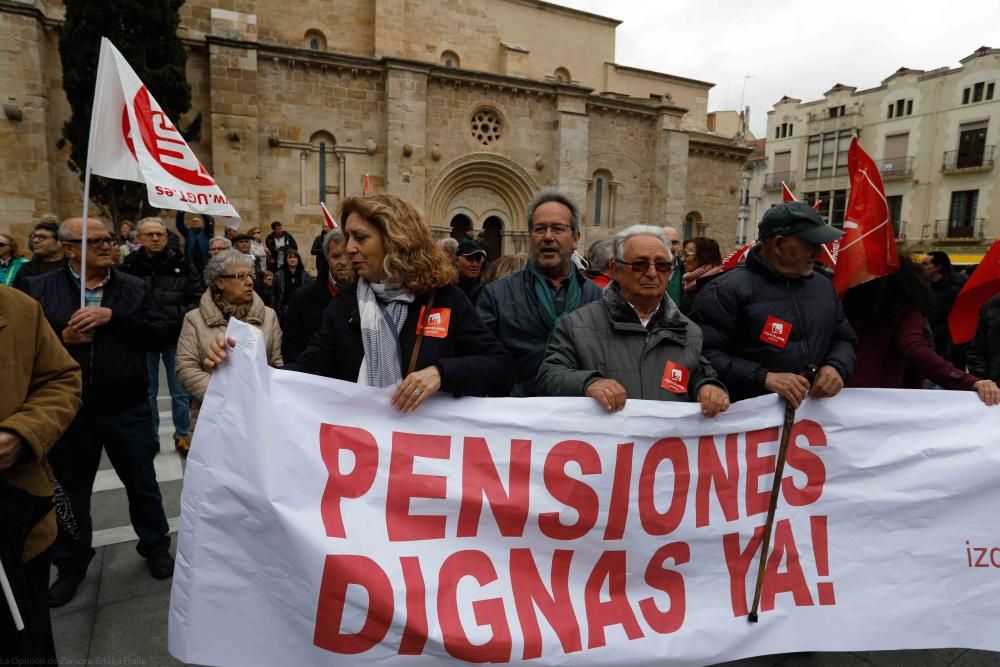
top-left (942, 146), bottom-right (995, 173)
top-left (933, 218), bottom-right (986, 240)
top-left (878, 156), bottom-right (914, 181)
top-left (764, 171), bottom-right (795, 190)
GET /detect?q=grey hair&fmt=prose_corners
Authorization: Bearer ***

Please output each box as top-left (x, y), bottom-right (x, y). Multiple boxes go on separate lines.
top-left (436, 237), bottom-right (459, 257)
top-left (613, 225), bottom-right (673, 263)
top-left (58, 218), bottom-right (107, 241)
top-left (586, 239), bottom-right (614, 270)
top-left (203, 249), bottom-right (254, 286)
top-left (136, 217), bottom-right (165, 233)
top-left (209, 236), bottom-right (232, 249)
top-left (527, 189), bottom-right (580, 233)
top-left (323, 228), bottom-right (345, 254)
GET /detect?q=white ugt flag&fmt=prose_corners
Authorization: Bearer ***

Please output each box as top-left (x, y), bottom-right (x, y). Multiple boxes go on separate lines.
top-left (88, 37), bottom-right (240, 219)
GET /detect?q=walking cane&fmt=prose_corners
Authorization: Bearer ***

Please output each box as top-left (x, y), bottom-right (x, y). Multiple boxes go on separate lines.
top-left (748, 399), bottom-right (797, 623)
top-left (0, 558), bottom-right (24, 631)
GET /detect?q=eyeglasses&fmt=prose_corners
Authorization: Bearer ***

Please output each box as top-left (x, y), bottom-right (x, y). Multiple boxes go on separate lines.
top-left (618, 259), bottom-right (672, 274)
top-left (531, 224), bottom-right (571, 236)
top-left (30, 233), bottom-right (55, 241)
top-left (221, 272), bottom-right (254, 282)
top-left (65, 237), bottom-right (114, 247)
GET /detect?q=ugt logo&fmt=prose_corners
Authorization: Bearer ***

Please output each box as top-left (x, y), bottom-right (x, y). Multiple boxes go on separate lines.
top-left (122, 86), bottom-right (216, 187)
top-left (670, 368), bottom-right (683, 382)
top-left (426, 313), bottom-right (442, 326)
top-left (771, 322), bottom-right (784, 335)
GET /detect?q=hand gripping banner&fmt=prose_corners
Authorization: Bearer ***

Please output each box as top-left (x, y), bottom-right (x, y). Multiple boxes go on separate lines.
top-left (169, 320), bottom-right (1000, 666)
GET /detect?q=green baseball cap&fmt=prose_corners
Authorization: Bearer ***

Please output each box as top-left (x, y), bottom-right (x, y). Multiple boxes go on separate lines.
top-left (758, 201), bottom-right (845, 244)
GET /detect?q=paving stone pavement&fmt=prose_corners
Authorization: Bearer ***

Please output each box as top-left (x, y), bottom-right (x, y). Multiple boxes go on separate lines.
top-left (46, 383), bottom-right (1000, 666)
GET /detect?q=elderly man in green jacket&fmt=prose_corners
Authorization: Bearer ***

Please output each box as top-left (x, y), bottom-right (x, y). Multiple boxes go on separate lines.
top-left (536, 224), bottom-right (729, 417)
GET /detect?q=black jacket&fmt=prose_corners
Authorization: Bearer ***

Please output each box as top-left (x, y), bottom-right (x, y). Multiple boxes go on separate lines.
top-left (12, 256), bottom-right (65, 291)
top-left (24, 265), bottom-right (172, 414)
top-left (968, 293), bottom-right (1000, 382)
top-left (288, 285), bottom-right (514, 397)
top-left (265, 231), bottom-right (298, 269)
top-left (273, 267), bottom-right (313, 316)
top-left (928, 272), bottom-right (966, 360)
top-left (477, 267), bottom-right (602, 396)
top-left (281, 277), bottom-right (352, 364)
top-left (690, 246), bottom-right (857, 402)
top-left (119, 248), bottom-right (203, 337)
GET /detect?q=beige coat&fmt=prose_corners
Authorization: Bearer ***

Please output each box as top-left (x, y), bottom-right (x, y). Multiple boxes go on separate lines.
top-left (0, 285), bottom-right (82, 561)
top-left (176, 290), bottom-right (283, 431)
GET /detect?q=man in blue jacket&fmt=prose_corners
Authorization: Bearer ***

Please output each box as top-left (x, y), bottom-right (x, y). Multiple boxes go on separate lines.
top-left (690, 202), bottom-right (857, 407)
top-left (477, 190), bottom-right (602, 396)
top-left (24, 218), bottom-right (175, 607)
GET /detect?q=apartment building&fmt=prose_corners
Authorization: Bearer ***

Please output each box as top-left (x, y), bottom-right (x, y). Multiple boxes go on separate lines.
top-left (760, 46), bottom-right (999, 263)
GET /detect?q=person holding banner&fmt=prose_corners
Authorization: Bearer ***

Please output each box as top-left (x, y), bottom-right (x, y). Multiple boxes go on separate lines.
top-left (538, 225), bottom-right (729, 416)
top-left (205, 193), bottom-right (513, 407)
top-left (690, 202), bottom-right (857, 407)
top-left (968, 294), bottom-right (1000, 385)
top-left (176, 249), bottom-right (283, 437)
top-left (25, 218), bottom-right (175, 606)
top-left (843, 254), bottom-right (999, 404)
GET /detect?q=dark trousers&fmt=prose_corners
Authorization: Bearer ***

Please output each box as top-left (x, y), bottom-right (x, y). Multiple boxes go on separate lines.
top-left (48, 402), bottom-right (170, 570)
top-left (0, 549), bottom-right (56, 662)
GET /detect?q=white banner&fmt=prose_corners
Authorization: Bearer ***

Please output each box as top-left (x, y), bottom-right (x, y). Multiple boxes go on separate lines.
top-left (169, 320), bottom-right (1000, 666)
top-left (88, 38), bottom-right (240, 219)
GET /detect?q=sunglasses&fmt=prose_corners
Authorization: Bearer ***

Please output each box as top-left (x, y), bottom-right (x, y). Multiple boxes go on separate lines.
top-left (618, 259), bottom-right (672, 274)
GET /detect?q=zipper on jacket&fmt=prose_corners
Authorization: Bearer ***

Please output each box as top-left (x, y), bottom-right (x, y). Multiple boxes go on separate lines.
top-left (788, 280), bottom-right (815, 378)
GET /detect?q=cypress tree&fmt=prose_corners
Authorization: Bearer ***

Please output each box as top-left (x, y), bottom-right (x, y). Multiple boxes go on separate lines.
top-left (59, 0), bottom-right (201, 224)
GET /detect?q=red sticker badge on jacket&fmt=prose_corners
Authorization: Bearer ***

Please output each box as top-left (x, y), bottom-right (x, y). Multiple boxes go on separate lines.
top-left (661, 361), bottom-right (689, 393)
top-left (416, 306), bottom-right (451, 338)
top-left (760, 316), bottom-right (792, 348)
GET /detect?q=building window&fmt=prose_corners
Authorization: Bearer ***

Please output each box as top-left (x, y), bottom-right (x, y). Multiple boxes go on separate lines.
top-left (554, 67), bottom-right (571, 82)
top-left (593, 177), bottom-right (603, 225)
top-left (828, 105), bottom-right (846, 118)
top-left (806, 189), bottom-right (848, 228)
top-left (440, 50), bottom-right (460, 68)
top-left (906, 99), bottom-right (913, 115)
top-left (887, 195), bottom-right (903, 237)
top-left (304, 29), bottom-right (326, 51)
top-left (964, 82), bottom-right (995, 104)
top-left (589, 170), bottom-right (614, 227)
top-left (949, 190), bottom-right (979, 237)
top-left (888, 99), bottom-right (913, 118)
top-left (788, 123), bottom-right (793, 136)
top-left (806, 129), bottom-right (855, 178)
top-left (957, 121), bottom-right (988, 168)
top-left (470, 107), bottom-right (501, 145)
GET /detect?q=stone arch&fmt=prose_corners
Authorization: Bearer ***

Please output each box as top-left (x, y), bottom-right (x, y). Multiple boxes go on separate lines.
top-left (554, 66), bottom-right (571, 82)
top-left (683, 210), bottom-right (703, 240)
top-left (441, 50), bottom-right (460, 68)
top-left (428, 153), bottom-right (539, 235)
top-left (482, 215), bottom-right (504, 260)
top-left (304, 29), bottom-right (327, 51)
top-left (449, 213), bottom-right (473, 242)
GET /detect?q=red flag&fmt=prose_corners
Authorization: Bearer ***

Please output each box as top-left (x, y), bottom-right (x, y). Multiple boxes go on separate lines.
top-left (949, 239), bottom-right (1000, 344)
top-left (320, 201), bottom-right (338, 230)
top-left (781, 181), bottom-right (796, 203)
top-left (722, 242), bottom-right (754, 270)
top-left (362, 174), bottom-right (371, 195)
top-left (832, 138), bottom-right (899, 294)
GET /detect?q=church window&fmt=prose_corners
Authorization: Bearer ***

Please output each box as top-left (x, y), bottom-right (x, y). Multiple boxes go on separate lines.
top-left (441, 50), bottom-right (460, 68)
top-left (470, 108), bottom-right (502, 146)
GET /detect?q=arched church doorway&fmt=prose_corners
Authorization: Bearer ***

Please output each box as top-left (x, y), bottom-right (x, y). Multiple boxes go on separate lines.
top-left (450, 214), bottom-right (473, 243)
top-left (482, 217), bottom-right (503, 260)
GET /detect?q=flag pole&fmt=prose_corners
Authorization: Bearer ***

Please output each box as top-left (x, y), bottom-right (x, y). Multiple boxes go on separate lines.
top-left (79, 166), bottom-right (93, 309)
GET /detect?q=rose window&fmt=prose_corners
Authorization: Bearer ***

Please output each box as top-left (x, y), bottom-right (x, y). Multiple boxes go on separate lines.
top-left (471, 109), bottom-right (502, 145)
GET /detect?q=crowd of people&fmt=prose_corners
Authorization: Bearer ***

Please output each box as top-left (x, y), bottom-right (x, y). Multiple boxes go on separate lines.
top-left (3, 189), bottom-right (1000, 662)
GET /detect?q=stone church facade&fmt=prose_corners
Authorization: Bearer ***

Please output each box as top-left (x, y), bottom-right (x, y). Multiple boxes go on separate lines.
top-left (1, 0), bottom-right (750, 257)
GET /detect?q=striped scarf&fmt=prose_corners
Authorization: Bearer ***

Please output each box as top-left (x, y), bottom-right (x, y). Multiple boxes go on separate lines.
top-left (356, 278), bottom-right (415, 387)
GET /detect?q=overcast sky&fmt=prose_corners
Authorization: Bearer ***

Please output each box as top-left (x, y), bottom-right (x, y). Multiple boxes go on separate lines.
top-left (557, 0), bottom-right (1000, 137)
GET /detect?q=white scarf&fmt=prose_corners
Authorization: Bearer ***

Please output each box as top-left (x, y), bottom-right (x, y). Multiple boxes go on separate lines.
top-left (356, 278), bottom-right (415, 387)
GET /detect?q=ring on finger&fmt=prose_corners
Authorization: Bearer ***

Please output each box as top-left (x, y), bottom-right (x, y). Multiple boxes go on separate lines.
top-left (412, 388), bottom-right (423, 397)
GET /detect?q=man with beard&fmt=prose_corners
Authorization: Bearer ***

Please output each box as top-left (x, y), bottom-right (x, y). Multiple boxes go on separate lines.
top-left (477, 190), bottom-right (602, 396)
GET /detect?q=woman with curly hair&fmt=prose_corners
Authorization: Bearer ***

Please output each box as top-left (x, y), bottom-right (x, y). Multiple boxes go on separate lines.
top-left (204, 193), bottom-right (513, 410)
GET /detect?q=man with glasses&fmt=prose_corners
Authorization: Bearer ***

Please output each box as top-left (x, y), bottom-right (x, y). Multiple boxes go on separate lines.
top-left (121, 217), bottom-right (203, 457)
top-left (477, 190), bottom-right (602, 396)
top-left (24, 218), bottom-right (175, 607)
top-left (13, 216), bottom-right (64, 290)
top-left (690, 202), bottom-right (857, 406)
top-left (537, 225), bottom-right (729, 416)
top-left (209, 236), bottom-right (232, 257)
